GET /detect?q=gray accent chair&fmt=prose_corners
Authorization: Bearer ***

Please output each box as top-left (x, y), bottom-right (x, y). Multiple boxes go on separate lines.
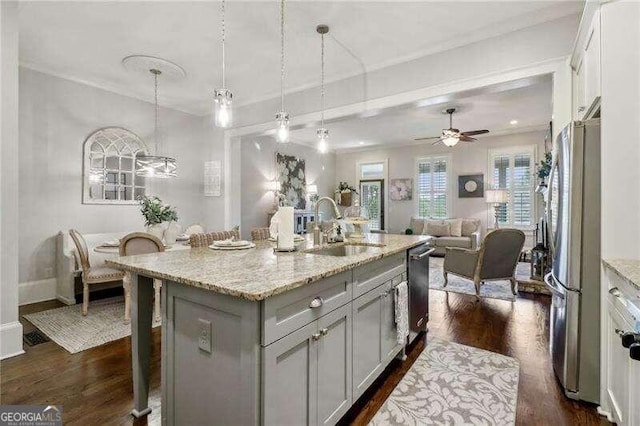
top-left (443, 228), bottom-right (525, 299)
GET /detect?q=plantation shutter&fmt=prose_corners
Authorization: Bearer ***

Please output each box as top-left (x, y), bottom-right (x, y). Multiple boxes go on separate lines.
top-left (490, 150), bottom-right (534, 227)
top-left (416, 157), bottom-right (448, 219)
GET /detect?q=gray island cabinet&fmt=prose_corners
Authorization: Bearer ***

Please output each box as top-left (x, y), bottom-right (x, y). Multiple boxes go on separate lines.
top-left (106, 234), bottom-right (427, 426)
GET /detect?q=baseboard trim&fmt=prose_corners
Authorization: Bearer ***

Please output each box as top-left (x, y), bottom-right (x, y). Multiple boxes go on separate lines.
top-left (0, 321), bottom-right (25, 360)
top-left (19, 278), bottom-right (57, 306)
top-left (56, 294), bottom-right (76, 306)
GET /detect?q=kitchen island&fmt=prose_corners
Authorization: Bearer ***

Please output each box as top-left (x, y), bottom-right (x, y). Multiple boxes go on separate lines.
top-left (107, 233), bottom-right (428, 425)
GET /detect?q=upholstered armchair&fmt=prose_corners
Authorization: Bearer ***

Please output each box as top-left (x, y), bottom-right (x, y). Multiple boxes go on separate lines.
top-left (443, 228), bottom-right (525, 299)
top-left (119, 232), bottom-right (165, 323)
top-left (69, 229), bottom-right (126, 316)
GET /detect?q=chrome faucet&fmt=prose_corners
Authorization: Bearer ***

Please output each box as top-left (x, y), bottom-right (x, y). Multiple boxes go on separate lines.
top-left (313, 196), bottom-right (342, 246)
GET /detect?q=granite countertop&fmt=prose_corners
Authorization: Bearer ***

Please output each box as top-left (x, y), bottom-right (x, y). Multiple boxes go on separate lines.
top-left (602, 259), bottom-right (640, 292)
top-left (106, 233), bottom-right (429, 301)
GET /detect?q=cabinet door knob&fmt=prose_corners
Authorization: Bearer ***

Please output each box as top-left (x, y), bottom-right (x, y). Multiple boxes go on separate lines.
top-left (311, 332), bottom-right (321, 341)
top-left (309, 297), bottom-right (324, 308)
top-left (320, 328), bottom-right (328, 336)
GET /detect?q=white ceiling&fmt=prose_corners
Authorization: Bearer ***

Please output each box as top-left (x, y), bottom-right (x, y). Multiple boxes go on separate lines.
top-left (289, 76), bottom-right (553, 152)
top-left (18, 1), bottom-right (582, 115)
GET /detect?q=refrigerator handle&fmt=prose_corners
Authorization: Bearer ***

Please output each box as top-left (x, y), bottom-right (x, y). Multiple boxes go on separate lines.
top-left (544, 273), bottom-right (565, 299)
top-left (546, 157), bottom-right (556, 255)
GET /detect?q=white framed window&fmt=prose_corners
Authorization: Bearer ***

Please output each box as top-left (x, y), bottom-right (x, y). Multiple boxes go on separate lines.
top-left (488, 145), bottom-right (536, 228)
top-left (82, 127), bottom-right (148, 204)
top-left (415, 155), bottom-right (451, 219)
top-left (356, 160), bottom-right (387, 230)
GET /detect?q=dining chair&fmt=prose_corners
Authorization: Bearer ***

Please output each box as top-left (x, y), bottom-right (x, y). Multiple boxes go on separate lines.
top-left (119, 232), bottom-right (165, 323)
top-left (251, 227), bottom-right (270, 241)
top-left (443, 228), bottom-right (525, 299)
top-left (189, 226), bottom-right (240, 248)
top-left (69, 229), bottom-right (126, 316)
top-left (184, 223), bottom-right (205, 235)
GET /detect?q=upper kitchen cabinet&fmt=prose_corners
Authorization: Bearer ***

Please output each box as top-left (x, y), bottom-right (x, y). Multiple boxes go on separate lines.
top-left (572, 5), bottom-right (601, 120)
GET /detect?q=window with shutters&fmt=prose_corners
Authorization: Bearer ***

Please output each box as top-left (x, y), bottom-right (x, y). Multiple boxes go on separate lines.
top-left (415, 155), bottom-right (450, 219)
top-left (488, 146), bottom-right (535, 227)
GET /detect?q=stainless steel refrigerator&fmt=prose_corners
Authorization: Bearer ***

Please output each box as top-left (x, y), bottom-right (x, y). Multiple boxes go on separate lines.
top-left (544, 118), bottom-right (600, 403)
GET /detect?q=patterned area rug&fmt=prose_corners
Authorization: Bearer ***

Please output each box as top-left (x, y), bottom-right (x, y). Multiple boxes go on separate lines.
top-left (429, 257), bottom-right (530, 301)
top-left (370, 339), bottom-right (519, 425)
top-left (24, 297), bottom-right (160, 354)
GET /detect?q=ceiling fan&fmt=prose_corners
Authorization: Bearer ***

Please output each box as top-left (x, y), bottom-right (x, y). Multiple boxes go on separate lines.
top-left (414, 108), bottom-right (489, 147)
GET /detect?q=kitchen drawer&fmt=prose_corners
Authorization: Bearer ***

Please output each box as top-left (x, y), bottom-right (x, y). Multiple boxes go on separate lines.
top-left (353, 253), bottom-right (406, 298)
top-left (262, 271), bottom-right (352, 346)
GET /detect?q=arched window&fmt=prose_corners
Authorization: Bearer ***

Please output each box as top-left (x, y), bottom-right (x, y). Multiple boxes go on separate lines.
top-left (83, 127), bottom-right (149, 204)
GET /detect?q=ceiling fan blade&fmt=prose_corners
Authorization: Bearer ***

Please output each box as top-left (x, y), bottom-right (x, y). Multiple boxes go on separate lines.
top-left (414, 136), bottom-right (441, 141)
top-left (459, 135), bottom-right (477, 142)
top-left (461, 129), bottom-right (489, 136)
top-left (431, 139), bottom-right (444, 146)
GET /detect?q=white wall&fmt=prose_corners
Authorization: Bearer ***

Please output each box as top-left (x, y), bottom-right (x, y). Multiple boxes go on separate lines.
top-left (1, 1), bottom-right (24, 359)
top-left (334, 131), bottom-right (547, 235)
top-left (239, 137), bottom-right (336, 240)
top-left (18, 68), bottom-right (225, 290)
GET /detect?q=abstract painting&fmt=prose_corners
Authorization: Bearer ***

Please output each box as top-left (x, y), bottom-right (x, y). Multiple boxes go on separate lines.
top-left (389, 178), bottom-right (413, 201)
top-left (276, 153), bottom-right (306, 209)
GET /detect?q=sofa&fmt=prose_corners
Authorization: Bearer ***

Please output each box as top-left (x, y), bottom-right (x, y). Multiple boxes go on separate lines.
top-left (408, 217), bottom-right (482, 256)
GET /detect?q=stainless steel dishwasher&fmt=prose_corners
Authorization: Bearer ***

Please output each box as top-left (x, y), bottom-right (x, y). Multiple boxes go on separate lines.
top-left (407, 245), bottom-right (433, 343)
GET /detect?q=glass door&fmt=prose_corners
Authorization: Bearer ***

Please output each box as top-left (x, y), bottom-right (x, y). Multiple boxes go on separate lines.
top-left (360, 180), bottom-right (384, 231)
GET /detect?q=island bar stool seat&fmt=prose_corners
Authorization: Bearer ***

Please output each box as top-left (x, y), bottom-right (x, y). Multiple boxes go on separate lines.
top-left (251, 227), bottom-right (270, 241)
top-left (119, 232), bottom-right (165, 323)
top-left (68, 229), bottom-right (126, 316)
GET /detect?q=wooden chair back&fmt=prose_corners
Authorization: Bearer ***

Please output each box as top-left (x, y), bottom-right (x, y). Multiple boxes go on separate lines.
top-left (69, 229), bottom-right (91, 273)
top-left (251, 228), bottom-right (270, 241)
top-left (119, 232), bottom-right (165, 256)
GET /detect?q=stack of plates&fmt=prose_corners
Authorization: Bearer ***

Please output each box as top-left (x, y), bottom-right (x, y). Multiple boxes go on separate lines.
top-left (101, 239), bottom-right (120, 247)
top-left (176, 234), bottom-right (190, 242)
top-left (209, 240), bottom-right (256, 251)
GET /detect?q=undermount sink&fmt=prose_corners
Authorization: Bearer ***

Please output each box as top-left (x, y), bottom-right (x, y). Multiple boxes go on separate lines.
top-left (306, 244), bottom-right (382, 257)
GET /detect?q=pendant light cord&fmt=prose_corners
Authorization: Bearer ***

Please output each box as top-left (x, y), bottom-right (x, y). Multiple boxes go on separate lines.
top-left (154, 70), bottom-right (159, 149)
top-left (221, 0), bottom-right (226, 88)
top-left (320, 32), bottom-right (325, 128)
top-left (280, 0), bottom-right (285, 112)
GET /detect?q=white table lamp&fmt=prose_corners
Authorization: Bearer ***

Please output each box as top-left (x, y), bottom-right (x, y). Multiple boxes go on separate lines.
top-left (486, 189), bottom-right (509, 229)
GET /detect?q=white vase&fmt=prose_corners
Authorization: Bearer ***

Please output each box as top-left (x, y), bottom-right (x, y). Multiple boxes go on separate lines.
top-left (164, 221), bottom-right (181, 246)
top-left (146, 223), bottom-right (166, 241)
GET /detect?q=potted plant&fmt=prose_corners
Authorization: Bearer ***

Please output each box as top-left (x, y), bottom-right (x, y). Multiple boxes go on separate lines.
top-left (138, 195), bottom-right (179, 244)
top-left (536, 151), bottom-right (552, 194)
top-left (335, 182), bottom-right (358, 206)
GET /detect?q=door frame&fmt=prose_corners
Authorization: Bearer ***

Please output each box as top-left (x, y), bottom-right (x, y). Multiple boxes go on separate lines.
top-left (355, 159), bottom-right (389, 231)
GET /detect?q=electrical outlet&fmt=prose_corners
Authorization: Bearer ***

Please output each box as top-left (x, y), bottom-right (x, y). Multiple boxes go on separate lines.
top-left (198, 319), bottom-right (212, 353)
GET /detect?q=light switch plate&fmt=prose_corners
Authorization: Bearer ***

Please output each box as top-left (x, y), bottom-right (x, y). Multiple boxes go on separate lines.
top-left (198, 318), bottom-right (212, 353)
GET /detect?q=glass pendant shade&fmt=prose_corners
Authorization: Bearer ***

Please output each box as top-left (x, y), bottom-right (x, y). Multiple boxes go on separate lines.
top-left (317, 128), bottom-right (328, 153)
top-left (276, 111), bottom-right (290, 143)
top-left (442, 136), bottom-right (459, 147)
top-left (214, 89), bottom-right (233, 128)
top-left (136, 155), bottom-right (177, 178)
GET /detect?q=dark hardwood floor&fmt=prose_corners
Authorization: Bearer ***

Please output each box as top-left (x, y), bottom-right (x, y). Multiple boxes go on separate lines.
top-left (1, 291), bottom-right (607, 425)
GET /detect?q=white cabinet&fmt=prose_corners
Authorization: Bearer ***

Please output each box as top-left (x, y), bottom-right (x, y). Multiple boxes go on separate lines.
top-left (572, 8), bottom-right (601, 120)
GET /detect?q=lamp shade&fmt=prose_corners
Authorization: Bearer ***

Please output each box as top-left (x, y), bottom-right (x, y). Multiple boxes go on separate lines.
top-left (266, 180), bottom-right (281, 192)
top-left (306, 184), bottom-right (318, 195)
top-left (485, 189), bottom-right (509, 204)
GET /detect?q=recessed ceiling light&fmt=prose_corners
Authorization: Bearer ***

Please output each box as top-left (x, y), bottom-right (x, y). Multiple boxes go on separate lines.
top-left (510, 120), bottom-right (518, 125)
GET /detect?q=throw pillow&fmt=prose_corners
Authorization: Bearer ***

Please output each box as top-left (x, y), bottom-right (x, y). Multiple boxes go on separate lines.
top-left (461, 219), bottom-right (479, 237)
top-left (447, 219), bottom-right (463, 237)
top-left (410, 217), bottom-right (425, 235)
top-left (424, 220), bottom-right (451, 237)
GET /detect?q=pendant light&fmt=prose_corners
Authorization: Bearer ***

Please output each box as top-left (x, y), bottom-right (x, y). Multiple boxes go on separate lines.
top-left (316, 24), bottom-right (329, 154)
top-left (135, 69), bottom-right (177, 178)
top-left (213, 0), bottom-right (232, 128)
top-left (275, 0), bottom-right (290, 143)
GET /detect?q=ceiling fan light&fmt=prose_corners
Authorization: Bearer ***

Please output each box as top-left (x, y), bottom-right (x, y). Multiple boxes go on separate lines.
top-left (317, 128), bottom-right (328, 153)
top-left (276, 111), bottom-right (290, 143)
top-left (442, 136), bottom-right (459, 147)
top-left (214, 89), bottom-right (233, 128)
